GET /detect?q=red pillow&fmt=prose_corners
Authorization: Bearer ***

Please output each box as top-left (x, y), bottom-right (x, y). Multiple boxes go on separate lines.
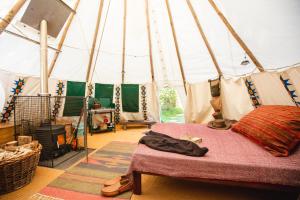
top-left (232, 105), bottom-right (300, 157)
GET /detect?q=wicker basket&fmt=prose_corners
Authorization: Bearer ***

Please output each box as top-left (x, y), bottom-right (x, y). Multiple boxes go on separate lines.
top-left (0, 144), bottom-right (42, 194)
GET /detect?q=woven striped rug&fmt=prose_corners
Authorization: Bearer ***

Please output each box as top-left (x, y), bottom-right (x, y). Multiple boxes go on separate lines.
top-left (31, 141), bottom-right (137, 200)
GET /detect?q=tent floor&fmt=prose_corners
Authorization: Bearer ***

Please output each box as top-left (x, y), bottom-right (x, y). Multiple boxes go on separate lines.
top-left (0, 127), bottom-right (298, 200)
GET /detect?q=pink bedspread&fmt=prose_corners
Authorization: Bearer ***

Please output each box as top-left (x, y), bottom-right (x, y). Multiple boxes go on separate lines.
top-left (129, 123), bottom-right (300, 187)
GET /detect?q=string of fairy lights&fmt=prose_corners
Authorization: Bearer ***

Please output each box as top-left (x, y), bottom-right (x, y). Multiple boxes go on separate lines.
top-left (151, 7), bottom-right (169, 87)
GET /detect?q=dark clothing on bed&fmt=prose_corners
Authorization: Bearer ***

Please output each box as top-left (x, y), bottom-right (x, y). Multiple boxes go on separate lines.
top-left (139, 131), bottom-right (208, 157)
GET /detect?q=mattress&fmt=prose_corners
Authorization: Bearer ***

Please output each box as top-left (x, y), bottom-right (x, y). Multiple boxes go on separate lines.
top-left (129, 123), bottom-right (300, 187)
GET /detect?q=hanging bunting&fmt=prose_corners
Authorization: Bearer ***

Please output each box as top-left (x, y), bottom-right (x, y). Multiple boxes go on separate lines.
top-left (280, 72), bottom-right (300, 107)
top-left (141, 85), bottom-right (148, 120)
top-left (244, 77), bottom-right (261, 108)
top-left (52, 80), bottom-right (65, 120)
top-left (1, 78), bottom-right (25, 122)
top-left (115, 86), bottom-right (121, 123)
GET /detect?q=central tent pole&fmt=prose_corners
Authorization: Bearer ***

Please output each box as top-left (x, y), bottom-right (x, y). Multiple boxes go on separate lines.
top-left (0, 0), bottom-right (27, 35)
top-left (208, 0), bottom-right (265, 72)
top-left (145, 0), bottom-right (155, 82)
top-left (40, 20), bottom-right (49, 94)
top-left (48, 0), bottom-right (81, 77)
top-left (85, 0), bottom-right (105, 82)
top-left (121, 0), bottom-right (127, 83)
top-left (186, 0), bottom-right (222, 76)
top-left (165, 0), bottom-right (187, 94)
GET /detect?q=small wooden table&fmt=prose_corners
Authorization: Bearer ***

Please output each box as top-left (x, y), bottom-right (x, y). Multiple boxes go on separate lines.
top-left (88, 108), bottom-right (116, 135)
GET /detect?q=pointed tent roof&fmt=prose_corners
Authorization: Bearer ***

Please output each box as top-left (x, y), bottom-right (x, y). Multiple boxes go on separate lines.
top-left (0, 0), bottom-right (299, 86)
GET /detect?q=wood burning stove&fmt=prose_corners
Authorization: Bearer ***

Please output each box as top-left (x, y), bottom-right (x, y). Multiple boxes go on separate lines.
top-left (35, 125), bottom-right (67, 161)
top-left (13, 96), bottom-right (88, 168)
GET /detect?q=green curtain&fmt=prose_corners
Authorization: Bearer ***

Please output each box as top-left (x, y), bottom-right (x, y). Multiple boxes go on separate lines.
top-left (63, 81), bottom-right (86, 116)
top-left (94, 83), bottom-right (114, 108)
top-left (121, 84), bottom-right (139, 112)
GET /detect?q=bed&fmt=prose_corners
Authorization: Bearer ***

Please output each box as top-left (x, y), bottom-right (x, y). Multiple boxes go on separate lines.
top-left (128, 123), bottom-right (300, 194)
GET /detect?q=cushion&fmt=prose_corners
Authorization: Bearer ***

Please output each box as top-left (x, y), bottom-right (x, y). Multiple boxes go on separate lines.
top-left (231, 105), bottom-right (300, 157)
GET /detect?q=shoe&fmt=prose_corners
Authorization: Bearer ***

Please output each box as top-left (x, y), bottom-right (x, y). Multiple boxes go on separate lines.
top-left (103, 175), bottom-right (129, 187)
top-left (101, 179), bottom-right (133, 197)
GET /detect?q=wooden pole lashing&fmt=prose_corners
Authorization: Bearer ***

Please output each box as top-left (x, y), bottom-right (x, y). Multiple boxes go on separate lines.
top-left (186, 0), bottom-right (222, 76)
top-left (208, 0), bottom-right (265, 72)
top-left (48, 0), bottom-right (81, 77)
top-left (165, 0), bottom-right (187, 94)
top-left (85, 0), bottom-right (105, 82)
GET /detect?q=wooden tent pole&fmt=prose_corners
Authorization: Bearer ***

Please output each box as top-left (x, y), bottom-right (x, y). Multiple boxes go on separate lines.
top-left (121, 0), bottom-right (127, 83)
top-left (145, 0), bottom-right (155, 82)
top-left (208, 0), bottom-right (265, 72)
top-left (85, 0), bottom-right (105, 82)
top-left (165, 0), bottom-right (187, 94)
top-left (0, 0), bottom-right (27, 35)
top-left (48, 0), bottom-right (81, 77)
top-left (186, 0), bottom-right (222, 76)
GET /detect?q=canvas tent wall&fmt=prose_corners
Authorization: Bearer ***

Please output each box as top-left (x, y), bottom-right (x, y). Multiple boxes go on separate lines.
top-left (185, 66), bottom-right (300, 123)
top-left (0, 0), bottom-right (300, 122)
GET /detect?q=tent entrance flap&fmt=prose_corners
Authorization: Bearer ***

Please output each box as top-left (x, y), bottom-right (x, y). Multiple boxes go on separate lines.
top-left (122, 84), bottom-right (139, 112)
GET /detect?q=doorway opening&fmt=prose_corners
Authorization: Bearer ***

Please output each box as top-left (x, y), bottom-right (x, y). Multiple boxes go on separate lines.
top-left (159, 87), bottom-right (184, 123)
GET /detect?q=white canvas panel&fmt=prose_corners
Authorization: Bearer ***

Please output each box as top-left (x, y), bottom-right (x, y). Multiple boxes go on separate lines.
top-left (286, 66), bottom-right (300, 96)
top-left (184, 82), bottom-right (214, 124)
top-left (251, 72), bottom-right (295, 106)
top-left (0, 70), bottom-right (18, 111)
top-left (221, 77), bottom-right (253, 120)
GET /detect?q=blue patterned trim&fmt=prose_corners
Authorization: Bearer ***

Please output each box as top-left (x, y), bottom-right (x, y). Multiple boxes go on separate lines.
top-left (245, 77), bottom-right (261, 108)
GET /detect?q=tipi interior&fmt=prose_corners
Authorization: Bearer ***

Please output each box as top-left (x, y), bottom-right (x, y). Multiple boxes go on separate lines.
top-left (0, 0), bottom-right (299, 199)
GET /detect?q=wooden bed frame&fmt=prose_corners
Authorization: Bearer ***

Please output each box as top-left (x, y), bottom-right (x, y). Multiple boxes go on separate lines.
top-left (132, 171), bottom-right (300, 195)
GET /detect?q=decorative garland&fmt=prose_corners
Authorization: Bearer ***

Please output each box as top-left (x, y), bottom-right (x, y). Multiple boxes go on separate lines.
top-left (141, 85), bottom-right (148, 120)
top-left (245, 77), bottom-right (261, 108)
top-left (1, 78), bottom-right (25, 122)
top-left (52, 81), bottom-right (65, 120)
top-left (115, 86), bottom-right (121, 123)
top-left (280, 73), bottom-right (300, 107)
top-left (87, 83), bottom-right (94, 97)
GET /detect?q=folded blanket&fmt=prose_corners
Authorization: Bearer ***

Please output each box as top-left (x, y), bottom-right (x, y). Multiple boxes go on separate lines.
top-left (139, 131), bottom-right (208, 157)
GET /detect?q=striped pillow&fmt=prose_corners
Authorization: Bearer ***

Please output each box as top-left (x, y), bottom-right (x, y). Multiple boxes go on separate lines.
top-left (232, 105), bottom-right (300, 157)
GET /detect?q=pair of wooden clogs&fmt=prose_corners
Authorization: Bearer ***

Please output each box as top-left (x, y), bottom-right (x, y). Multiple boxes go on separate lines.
top-left (101, 175), bottom-right (133, 197)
